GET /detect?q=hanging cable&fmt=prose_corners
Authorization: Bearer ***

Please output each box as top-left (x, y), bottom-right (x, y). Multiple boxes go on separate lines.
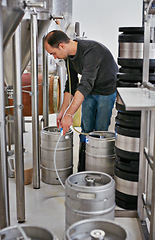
top-left (53, 129), bottom-right (65, 189)
top-left (66, 57), bottom-right (89, 136)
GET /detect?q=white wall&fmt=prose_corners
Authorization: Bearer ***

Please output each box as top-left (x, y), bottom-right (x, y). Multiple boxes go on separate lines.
top-left (72, 0), bottom-right (143, 60)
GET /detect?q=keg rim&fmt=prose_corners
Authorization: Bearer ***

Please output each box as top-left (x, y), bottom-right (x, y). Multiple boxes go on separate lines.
top-left (65, 171), bottom-right (115, 189)
top-left (0, 225), bottom-right (57, 239)
top-left (87, 131), bottom-right (115, 140)
top-left (42, 126), bottom-right (73, 135)
top-left (65, 218), bottom-right (128, 240)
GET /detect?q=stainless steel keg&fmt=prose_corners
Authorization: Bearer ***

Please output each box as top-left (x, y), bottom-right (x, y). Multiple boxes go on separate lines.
top-left (64, 219), bottom-right (128, 240)
top-left (65, 171), bottom-right (115, 229)
top-left (85, 131), bottom-right (115, 176)
top-left (41, 126), bottom-right (73, 185)
top-left (0, 225), bottom-right (58, 240)
top-left (118, 27), bottom-right (155, 68)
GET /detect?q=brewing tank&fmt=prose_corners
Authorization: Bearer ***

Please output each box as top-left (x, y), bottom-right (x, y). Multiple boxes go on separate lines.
top-left (3, 0), bottom-right (53, 87)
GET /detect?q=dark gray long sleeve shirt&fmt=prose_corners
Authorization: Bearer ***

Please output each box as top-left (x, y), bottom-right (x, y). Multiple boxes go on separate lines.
top-left (64, 39), bottom-right (118, 98)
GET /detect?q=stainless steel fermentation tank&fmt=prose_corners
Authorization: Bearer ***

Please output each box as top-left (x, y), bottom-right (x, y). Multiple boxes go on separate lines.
top-left (0, 0), bottom-right (54, 229)
top-left (53, 0), bottom-right (72, 32)
top-left (0, 0), bottom-right (25, 230)
top-left (1, 0), bottom-right (74, 230)
top-left (4, 0), bottom-right (53, 87)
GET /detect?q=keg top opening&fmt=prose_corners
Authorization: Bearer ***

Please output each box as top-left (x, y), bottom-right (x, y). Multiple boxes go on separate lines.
top-left (65, 219), bottom-right (127, 240)
top-left (0, 225), bottom-right (57, 240)
top-left (88, 131), bottom-right (115, 140)
top-left (90, 229), bottom-right (105, 240)
top-left (67, 172), bottom-right (113, 188)
top-left (43, 126), bottom-right (72, 134)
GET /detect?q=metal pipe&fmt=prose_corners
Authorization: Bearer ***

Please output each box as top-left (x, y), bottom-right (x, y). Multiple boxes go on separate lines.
top-left (142, 19), bottom-right (151, 84)
top-left (138, 110), bottom-right (148, 221)
top-left (51, 15), bottom-right (64, 20)
top-left (26, 1), bottom-right (46, 8)
top-left (42, 36), bottom-right (49, 128)
top-left (150, 110), bottom-right (155, 239)
top-left (13, 24), bottom-right (25, 223)
top-left (0, 1), bottom-right (10, 229)
top-left (144, 147), bottom-right (153, 170)
top-left (31, 13), bottom-right (40, 189)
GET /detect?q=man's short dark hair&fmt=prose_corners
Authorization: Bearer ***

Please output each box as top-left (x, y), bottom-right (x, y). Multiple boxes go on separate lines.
top-left (45, 30), bottom-right (70, 48)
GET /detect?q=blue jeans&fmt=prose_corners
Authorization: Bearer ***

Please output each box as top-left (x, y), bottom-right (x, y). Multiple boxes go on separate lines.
top-left (80, 92), bottom-right (116, 142)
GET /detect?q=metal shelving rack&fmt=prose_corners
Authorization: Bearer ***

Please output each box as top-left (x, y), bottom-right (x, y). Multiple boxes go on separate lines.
top-left (117, 1), bottom-right (155, 239)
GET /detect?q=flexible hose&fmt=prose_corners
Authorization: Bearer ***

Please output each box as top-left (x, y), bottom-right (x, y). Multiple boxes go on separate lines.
top-left (66, 57), bottom-right (89, 136)
top-left (17, 225), bottom-right (30, 240)
top-left (53, 131), bottom-right (65, 189)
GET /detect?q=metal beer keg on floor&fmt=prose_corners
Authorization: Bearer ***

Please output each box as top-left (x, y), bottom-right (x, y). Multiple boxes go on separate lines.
top-left (41, 126), bottom-right (73, 185)
top-left (0, 225), bottom-right (58, 240)
top-left (64, 219), bottom-right (128, 240)
top-left (85, 131), bottom-right (115, 176)
top-left (65, 171), bottom-right (115, 229)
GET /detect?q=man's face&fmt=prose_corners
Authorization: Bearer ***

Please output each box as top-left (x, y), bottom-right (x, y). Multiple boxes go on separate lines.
top-left (44, 41), bottom-right (68, 60)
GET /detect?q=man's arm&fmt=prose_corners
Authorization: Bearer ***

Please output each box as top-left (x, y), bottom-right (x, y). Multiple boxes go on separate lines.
top-left (60, 90), bottom-right (84, 135)
top-left (57, 92), bottom-right (73, 128)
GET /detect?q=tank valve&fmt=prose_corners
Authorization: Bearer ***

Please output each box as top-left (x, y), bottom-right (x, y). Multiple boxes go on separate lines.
top-left (90, 229), bottom-right (105, 240)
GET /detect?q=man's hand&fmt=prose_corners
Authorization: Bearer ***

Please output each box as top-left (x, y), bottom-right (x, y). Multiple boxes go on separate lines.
top-left (60, 114), bottom-right (73, 136)
top-left (57, 111), bottom-right (64, 129)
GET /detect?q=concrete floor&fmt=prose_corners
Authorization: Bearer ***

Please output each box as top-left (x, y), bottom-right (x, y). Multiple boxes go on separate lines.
top-left (7, 114), bottom-right (143, 239)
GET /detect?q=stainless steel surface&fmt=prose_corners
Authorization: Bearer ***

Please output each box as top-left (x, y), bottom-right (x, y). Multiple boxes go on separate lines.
top-left (146, 111), bottom-right (152, 212)
top-left (53, 76), bottom-right (60, 112)
top-left (138, 111), bottom-right (149, 221)
top-left (144, 147), bottom-right (153, 170)
top-left (13, 25), bottom-right (25, 222)
top-left (143, 82), bottom-right (155, 91)
top-left (119, 42), bottom-right (143, 58)
top-left (52, 0), bottom-right (72, 32)
top-left (0, 225), bottom-right (58, 239)
top-left (57, 60), bottom-right (66, 108)
top-left (119, 42), bottom-right (155, 59)
top-left (42, 36), bottom-right (49, 128)
top-left (118, 82), bottom-right (155, 239)
top-left (64, 219), bottom-right (128, 240)
top-left (0, 2), bottom-right (10, 229)
top-left (3, 6), bottom-right (24, 50)
top-left (114, 176), bottom-right (138, 196)
top-left (4, 0), bottom-right (52, 87)
top-left (115, 210), bottom-right (138, 218)
top-left (21, 19), bottom-right (51, 73)
top-left (115, 134), bottom-right (139, 153)
top-left (41, 126), bottom-right (73, 184)
top-left (65, 171), bottom-right (115, 228)
top-left (142, 20), bottom-right (151, 83)
top-left (20, 0), bottom-right (53, 20)
top-left (4, 19), bottom-right (51, 87)
top-left (150, 122), bottom-right (155, 239)
top-left (85, 131), bottom-right (115, 176)
top-left (31, 13), bottom-right (40, 189)
top-left (117, 87), bottom-right (155, 110)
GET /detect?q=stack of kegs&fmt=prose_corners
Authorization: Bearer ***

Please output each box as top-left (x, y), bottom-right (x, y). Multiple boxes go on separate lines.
top-left (115, 26), bottom-right (155, 210)
top-left (115, 96), bottom-right (140, 210)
